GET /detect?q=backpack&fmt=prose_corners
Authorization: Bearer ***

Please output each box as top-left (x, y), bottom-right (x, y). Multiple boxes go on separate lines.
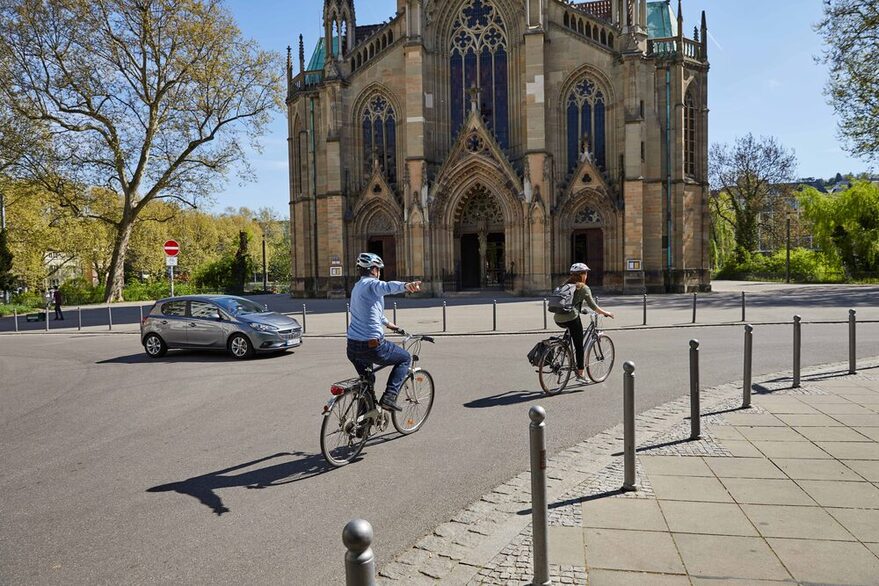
top-left (527, 339), bottom-right (554, 367)
top-left (546, 283), bottom-right (577, 314)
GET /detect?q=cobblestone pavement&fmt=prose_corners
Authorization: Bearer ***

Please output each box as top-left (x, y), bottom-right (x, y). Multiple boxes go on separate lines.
top-left (378, 358), bottom-right (879, 584)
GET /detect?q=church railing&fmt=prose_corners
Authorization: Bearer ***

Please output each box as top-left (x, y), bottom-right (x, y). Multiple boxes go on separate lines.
top-left (291, 70), bottom-right (324, 93)
top-left (647, 37), bottom-right (705, 63)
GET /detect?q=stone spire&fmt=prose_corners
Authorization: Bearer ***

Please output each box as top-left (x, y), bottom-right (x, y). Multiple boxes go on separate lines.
top-left (677, 0), bottom-right (684, 42)
top-left (700, 10), bottom-right (708, 59)
top-left (299, 34), bottom-right (305, 73)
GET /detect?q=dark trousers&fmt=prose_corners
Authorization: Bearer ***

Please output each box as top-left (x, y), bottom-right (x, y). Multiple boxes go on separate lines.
top-left (54, 304), bottom-right (64, 320)
top-left (560, 317), bottom-right (585, 370)
top-left (346, 339), bottom-right (411, 400)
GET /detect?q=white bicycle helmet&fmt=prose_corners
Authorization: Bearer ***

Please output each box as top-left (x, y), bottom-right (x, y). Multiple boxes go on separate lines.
top-left (356, 252), bottom-right (385, 269)
top-left (570, 262), bottom-right (591, 273)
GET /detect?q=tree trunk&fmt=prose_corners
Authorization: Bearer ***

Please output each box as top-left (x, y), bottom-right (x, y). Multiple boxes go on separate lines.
top-left (104, 221), bottom-right (134, 302)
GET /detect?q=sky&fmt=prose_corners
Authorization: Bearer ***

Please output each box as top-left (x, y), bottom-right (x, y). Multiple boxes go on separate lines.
top-left (217, 0), bottom-right (872, 217)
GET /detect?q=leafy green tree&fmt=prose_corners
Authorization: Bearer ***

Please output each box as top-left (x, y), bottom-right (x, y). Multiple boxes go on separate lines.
top-left (816, 0), bottom-right (879, 163)
top-left (0, 225), bottom-right (14, 293)
top-left (799, 181), bottom-right (879, 278)
top-left (0, 0), bottom-right (283, 302)
top-left (709, 134), bottom-right (797, 261)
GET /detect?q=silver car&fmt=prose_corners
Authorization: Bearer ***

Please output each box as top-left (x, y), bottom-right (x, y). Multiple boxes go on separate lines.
top-left (140, 295), bottom-right (302, 359)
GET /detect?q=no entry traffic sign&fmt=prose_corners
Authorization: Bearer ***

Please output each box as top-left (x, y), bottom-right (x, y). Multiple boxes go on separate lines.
top-left (163, 240), bottom-right (180, 256)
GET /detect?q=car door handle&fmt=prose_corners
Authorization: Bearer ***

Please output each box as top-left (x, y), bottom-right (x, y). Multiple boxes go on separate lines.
top-left (189, 322), bottom-right (197, 327)
top-left (161, 320), bottom-right (168, 325)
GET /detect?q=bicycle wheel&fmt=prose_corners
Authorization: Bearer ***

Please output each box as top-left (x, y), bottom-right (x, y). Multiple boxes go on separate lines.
top-left (586, 334), bottom-right (616, 383)
top-left (320, 392), bottom-right (369, 467)
top-left (538, 342), bottom-right (573, 395)
top-left (392, 368), bottom-right (435, 435)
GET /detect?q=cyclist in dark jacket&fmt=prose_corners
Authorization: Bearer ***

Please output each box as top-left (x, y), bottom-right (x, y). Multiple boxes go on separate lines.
top-left (554, 263), bottom-right (614, 379)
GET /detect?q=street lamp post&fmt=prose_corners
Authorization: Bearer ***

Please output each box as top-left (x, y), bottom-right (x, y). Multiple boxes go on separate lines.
top-left (262, 232), bottom-right (268, 293)
top-left (785, 214), bottom-right (791, 284)
top-left (1, 191), bottom-right (8, 304)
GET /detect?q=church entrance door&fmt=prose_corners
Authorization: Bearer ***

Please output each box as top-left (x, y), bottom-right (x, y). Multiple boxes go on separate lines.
top-left (460, 232), bottom-right (505, 289)
top-left (368, 236), bottom-right (397, 281)
top-left (572, 229), bottom-right (603, 286)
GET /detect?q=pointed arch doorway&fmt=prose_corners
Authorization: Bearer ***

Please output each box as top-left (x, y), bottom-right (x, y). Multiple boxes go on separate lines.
top-left (570, 206), bottom-right (604, 286)
top-left (455, 186), bottom-right (506, 290)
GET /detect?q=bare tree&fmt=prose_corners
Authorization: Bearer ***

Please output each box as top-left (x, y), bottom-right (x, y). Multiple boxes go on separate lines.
top-left (709, 133), bottom-right (797, 260)
top-left (0, 0), bottom-right (283, 301)
top-left (816, 0), bottom-right (879, 163)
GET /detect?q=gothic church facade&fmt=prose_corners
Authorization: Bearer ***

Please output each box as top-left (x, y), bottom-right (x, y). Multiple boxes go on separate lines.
top-left (287, 0), bottom-right (710, 295)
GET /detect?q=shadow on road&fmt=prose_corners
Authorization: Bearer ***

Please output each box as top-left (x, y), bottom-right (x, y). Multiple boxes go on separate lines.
top-left (463, 386), bottom-right (586, 408)
top-left (97, 349), bottom-right (294, 364)
top-left (147, 451), bottom-right (334, 515)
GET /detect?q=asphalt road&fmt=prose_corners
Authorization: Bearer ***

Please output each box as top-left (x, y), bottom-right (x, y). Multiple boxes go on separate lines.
top-left (1, 322), bottom-right (878, 584)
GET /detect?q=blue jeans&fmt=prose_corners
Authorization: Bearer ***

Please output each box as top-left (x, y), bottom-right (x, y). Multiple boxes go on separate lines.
top-left (346, 339), bottom-right (411, 401)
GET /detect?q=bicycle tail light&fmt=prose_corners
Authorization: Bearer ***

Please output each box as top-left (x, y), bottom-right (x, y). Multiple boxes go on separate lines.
top-left (330, 384), bottom-right (346, 396)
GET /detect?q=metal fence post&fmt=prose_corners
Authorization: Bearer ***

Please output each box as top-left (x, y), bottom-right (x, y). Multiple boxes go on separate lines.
top-left (529, 405), bottom-right (550, 586)
top-left (690, 339), bottom-right (701, 440)
top-left (849, 309), bottom-right (857, 375)
top-left (393, 302), bottom-right (397, 324)
top-left (342, 519), bottom-right (376, 586)
top-left (302, 304), bottom-right (307, 334)
top-left (108, 305), bottom-right (113, 331)
top-left (741, 291), bottom-right (746, 322)
top-left (77, 306), bottom-right (82, 331)
top-left (13, 309), bottom-right (19, 332)
top-left (743, 324), bottom-right (753, 409)
top-left (692, 292), bottom-right (697, 324)
top-left (442, 301), bottom-right (447, 333)
top-left (622, 361), bottom-right (636, 492)
top-left (492, 299), bottom-right (497, 332)
top-left (543, 298), bottom-right (547, 330)
top-left (642, 293), bottom-right (647, 326)
top-left (793, 315), bottom-right (801, 388)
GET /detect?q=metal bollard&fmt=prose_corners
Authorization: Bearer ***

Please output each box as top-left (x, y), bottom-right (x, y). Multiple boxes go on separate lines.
top-left (743, 324), bottom-right (753, 409)
top-left (342, 519), bottom-right (376, 586)
top-left (492, 299), bottom-right (497, 332)
top-left (45, 304), bottom-right (50, 331)
top-left (692, 292), bottom-right (697, 324)
top-left (622, 362), bottom-right (636, 492)
top-left (78, 306), bottom-right (82, 331)
top-left (14, 309), bottom-right (19, 332)
top-left (543, 298), bottom-right (547, 330)
top-left (529, 406), bottom-right (550, 586)
top-left (393, 302), bottom-right (397, 324)
top-left (849, 309), bottom-right (857, 375)
top-left (302, 304), bottom-right (307, 334)
top-left (741, 291), bottom-right (746, 322)
top-left (793, 315), bottom-right (801, 388)
top-left (642, 293), bottom-right (647, 326)
top-left (442, 301), bottom-right (447, 333)
top-left (108, 305), bottom-right (113, 331)
top-left (139, 305), bottom-right (143, 323)
top-left (345, 303), bottom-right (350, 331)
top-left (689, 339), bottom-right (701, 440)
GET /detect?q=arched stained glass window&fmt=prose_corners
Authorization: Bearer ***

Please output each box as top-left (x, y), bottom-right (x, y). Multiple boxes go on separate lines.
top-left (566, 76), bottom-right (606, 174)
top-left (684, 89), bottom-right (697, 177)
top-left (361, 94), bottom-right (397, 185)
top-left (449, 0), bottom-right (509, 149)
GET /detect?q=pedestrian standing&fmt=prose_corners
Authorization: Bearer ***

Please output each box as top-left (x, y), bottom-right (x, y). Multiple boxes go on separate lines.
top-left (53, 287), bottom-right (65, 320)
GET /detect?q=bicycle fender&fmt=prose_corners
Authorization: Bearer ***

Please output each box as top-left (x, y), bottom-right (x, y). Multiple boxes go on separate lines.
top-left (321, 397), bottom-right (337, 416)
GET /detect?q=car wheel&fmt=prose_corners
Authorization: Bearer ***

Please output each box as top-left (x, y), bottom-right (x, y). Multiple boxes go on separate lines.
top-left (228, 333), bottom-right (254, 360)
top-left (144, 333), bottom-right (167, 358)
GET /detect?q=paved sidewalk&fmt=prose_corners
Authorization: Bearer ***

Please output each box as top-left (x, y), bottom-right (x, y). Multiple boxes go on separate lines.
top-left (379, 358), bottom-right (879, 585)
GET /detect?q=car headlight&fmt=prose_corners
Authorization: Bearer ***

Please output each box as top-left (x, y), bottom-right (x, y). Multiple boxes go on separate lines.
top-left (249, 322), bottom-right (279, 332)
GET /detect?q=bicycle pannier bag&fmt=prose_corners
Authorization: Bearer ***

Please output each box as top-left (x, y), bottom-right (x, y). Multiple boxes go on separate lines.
top-left (527, 340), bottom-right (552, 366)
top-left (546, 283), bottom-right (577, 314)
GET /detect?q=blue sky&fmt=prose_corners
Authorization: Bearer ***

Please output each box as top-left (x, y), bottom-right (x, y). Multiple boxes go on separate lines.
top-left (218, 0), bottom-right (870, 216)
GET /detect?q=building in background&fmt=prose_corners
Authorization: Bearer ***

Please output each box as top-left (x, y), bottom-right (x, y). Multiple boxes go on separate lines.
top-left (287, 0), bottom-right (710, 296)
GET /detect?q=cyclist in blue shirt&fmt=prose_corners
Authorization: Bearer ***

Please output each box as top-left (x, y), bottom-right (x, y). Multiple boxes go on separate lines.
top-left (347, 252), bottom-right (421, 412)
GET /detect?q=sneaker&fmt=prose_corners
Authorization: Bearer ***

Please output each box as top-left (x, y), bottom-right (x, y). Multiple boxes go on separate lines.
top-left (379, 395), bottom-right (402, 412)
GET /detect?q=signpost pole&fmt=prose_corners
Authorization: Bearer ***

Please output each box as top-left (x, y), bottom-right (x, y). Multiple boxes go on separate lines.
top-left (170, 264), bottom-right (175, 297)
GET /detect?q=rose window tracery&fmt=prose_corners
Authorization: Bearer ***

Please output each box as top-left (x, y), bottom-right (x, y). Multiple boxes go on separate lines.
top-left (574, 206), bottom-right (602, 226)
top-left (459, 189), bottom-right (504, 228)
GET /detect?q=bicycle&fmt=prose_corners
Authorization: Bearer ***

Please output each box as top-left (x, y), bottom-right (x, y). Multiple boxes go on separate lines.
top-left (319, 330), bottom-right (436, 467)
top-left (536, 313), bottom-right (615, 395)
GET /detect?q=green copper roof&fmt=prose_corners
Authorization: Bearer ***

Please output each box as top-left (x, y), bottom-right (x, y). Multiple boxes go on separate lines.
top-left (305, 37), bottom-right (340, 84)
top-left (647, 1), bottom-right (678, 39)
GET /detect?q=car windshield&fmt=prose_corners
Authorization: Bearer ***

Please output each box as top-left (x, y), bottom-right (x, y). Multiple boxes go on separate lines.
top-left (215, 297), bottom-right (266, 316)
